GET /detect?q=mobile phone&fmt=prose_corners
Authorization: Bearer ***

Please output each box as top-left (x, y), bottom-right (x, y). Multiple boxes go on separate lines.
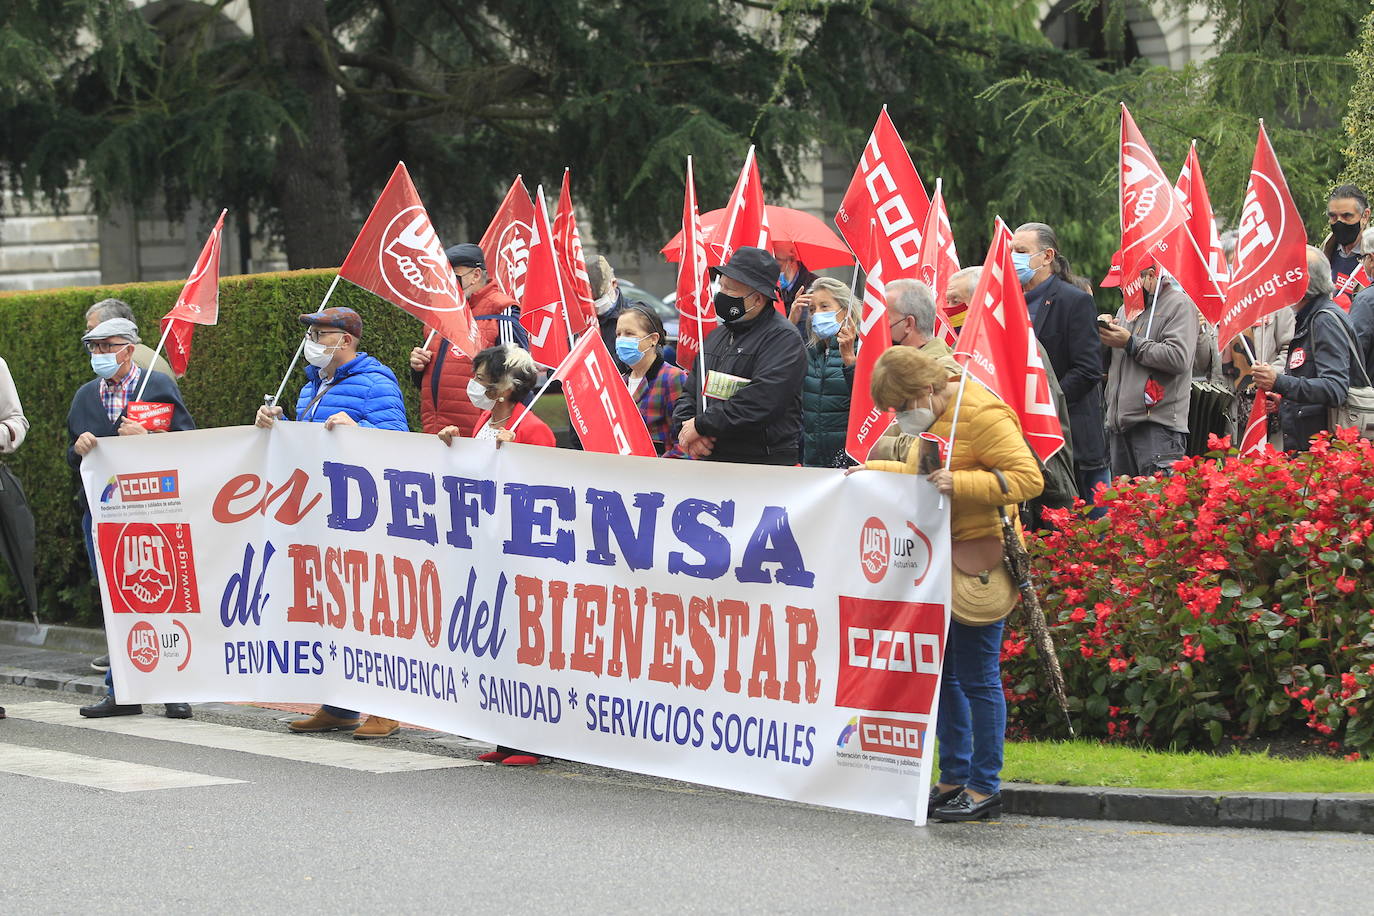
top-left (1096, 314), bottom-right (1113, 328)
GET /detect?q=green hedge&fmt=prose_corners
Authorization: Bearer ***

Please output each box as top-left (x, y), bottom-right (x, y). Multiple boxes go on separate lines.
top-left (0, 269), bottom-right (429, 625)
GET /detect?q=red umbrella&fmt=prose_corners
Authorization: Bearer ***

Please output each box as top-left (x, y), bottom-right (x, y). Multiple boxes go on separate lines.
top-left (661, 205), bottom-right (855, 269)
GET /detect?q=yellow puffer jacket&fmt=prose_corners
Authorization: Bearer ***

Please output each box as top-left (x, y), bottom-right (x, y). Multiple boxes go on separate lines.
top-left (865, 379), bottom-right (1044, 542)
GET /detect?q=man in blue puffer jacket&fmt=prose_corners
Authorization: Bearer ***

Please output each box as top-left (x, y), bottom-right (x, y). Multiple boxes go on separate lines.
top-left (254, 305), bottom-right (408, 738)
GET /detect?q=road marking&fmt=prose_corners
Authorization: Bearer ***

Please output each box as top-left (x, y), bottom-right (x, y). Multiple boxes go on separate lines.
top-left (0, 743), bottom-right (243, 793)
top-left (4, 702), bottom-right (484, 774)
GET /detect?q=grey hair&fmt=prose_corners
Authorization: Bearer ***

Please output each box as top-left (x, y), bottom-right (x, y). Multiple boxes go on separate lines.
top-left (86, 298), bottom-right (135, 323)
top-left (1014, 221), bottom-right (1078, 283)
top-left (585, 255), bottom-right (616, 298)
top-left (1306, 245), bottom-right (1335, 299)
top-left (805, 276), bottom-right (857, 347)
top-left (1361, 227), bottom-right (1374, 254)
top-left (884, 278), bottom-right (937, 338)
top-left (947, 266), bottom-right (982, 301)
top-left (1218, 230), bottom-right (1239, 260)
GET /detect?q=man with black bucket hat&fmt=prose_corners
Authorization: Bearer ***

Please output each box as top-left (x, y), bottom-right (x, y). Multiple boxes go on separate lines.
top-left (672, 246), bottom-right (807, 465)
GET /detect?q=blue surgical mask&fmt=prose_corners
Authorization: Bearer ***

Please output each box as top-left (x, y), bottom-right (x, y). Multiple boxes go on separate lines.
top-left (811, 311), bottom-right (841, 339)
top-left (615, 336), bottom-right (648, 365)
top-left (1011, 250), bottom-right (1036, 285)
top-left (91, 353), bottom-right (121, 379)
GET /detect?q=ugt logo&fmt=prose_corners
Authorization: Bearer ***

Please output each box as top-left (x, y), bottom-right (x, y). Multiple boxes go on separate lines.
top-left (859, 517), bottom-right (890, 584)
top-left (496, 219), bottom-right (534, 301)
top-left (380, 207), bottom-right (463, 311)
top-left (127, 621), bottom-right (160, 672)
top-left (97, 522), bottom-right (201, 615)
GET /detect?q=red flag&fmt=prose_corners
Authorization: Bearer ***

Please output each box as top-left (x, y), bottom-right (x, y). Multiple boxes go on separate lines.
top-left (1239, 392), bottom-right (1273, 457)
top-left (1216, 122), bottom-right (1308, 351)
top-left (553, 170), bottom-right (597, 333)
top-left (1334, 263), bottom-right (1369, 310)
top-left (835, 107), bottom-right (929, 280)
top-left (917, 180), bottom-right (961, 346)
top-left (1119, 105), bottom-right (1189, 319)
top-left (556, 329), bottom-right (656, 457)
top-left (478, 176), bottom-right (537, 301)
top-left (519, 186), bottom-right (573, 368)
top-left (1158, 141), bottom-right (1228, 325)
top-left (845, 221), bottom-right (893, 463)
top-left (954, 219), bottom-right (1065, 462)
top-left (338, 162), bottom-right (479, 357)
top-left (675, 156), bottom-right (717, 371)
top-left (158, 209), bottom-right (225, 375)
top-left (707, 145), bottom-right (771, 267)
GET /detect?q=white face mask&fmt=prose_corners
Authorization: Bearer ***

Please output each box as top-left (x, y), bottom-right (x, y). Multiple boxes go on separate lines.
top-left (467, 377), bottom-right (496, 410)
top-left (594, 288), bottom-right (618, 316)
top-left (303, 338), bottom-right (340, 369)
top-left (895, 395), bottom-right (938, 436)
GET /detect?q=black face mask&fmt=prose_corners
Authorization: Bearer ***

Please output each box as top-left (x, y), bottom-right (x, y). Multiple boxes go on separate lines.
top-left (1332, 220), bottom-right (1361, 247)
top-left (714, 290), bottom-right (750, 323)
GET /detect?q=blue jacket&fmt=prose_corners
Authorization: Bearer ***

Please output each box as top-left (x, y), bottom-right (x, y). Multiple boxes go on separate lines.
top-left (294, 353), bottom-right (408, 430)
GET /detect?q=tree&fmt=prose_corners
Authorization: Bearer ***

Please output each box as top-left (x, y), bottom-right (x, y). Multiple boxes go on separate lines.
top-left (1341, 4), bottom-right (1374, 195)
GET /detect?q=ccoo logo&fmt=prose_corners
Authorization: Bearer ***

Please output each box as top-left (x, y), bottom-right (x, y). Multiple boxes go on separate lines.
top-left (379, 207), bottom-right (464, 313)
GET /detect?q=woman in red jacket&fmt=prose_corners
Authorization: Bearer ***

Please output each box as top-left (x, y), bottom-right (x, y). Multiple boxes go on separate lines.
top-left (437, 344), bottom-right (556, 448)
top-left (437, 343), bottom-right (553, 764)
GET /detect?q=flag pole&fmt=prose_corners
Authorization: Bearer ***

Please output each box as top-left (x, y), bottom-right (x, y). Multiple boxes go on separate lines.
top-left (134, 320), bottom-right (176, 401)
top-left (510, 345), bottom-right (579, 434)
top-left (421, 328), bottom-right (437, 350)
top-left (937, 371), bottom-right (971, 510)
top-left (269, 273), bottom-right (341, 408)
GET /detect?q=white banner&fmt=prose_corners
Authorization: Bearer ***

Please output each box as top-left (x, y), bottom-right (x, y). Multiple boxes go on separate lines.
top-left (82, 424), bottom-right (950, 821)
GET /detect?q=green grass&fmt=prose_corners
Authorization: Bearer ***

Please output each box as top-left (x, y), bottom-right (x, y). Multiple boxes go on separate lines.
top-left (1001, 740), bottom-right (1374, 794)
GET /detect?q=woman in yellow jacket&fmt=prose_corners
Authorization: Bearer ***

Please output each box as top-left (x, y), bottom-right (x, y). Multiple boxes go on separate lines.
top-left (864, 347), bottom-right (1043, 822)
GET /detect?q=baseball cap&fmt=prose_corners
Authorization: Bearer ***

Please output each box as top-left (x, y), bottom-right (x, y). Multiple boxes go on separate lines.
top-left (299, 306), bottom-right (363, 339)
top-left (446, 243), bottom-right (485, 269)
top-left (712, 247), bottom-right (781, 300)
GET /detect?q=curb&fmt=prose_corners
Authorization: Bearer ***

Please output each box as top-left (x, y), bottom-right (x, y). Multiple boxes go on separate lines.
top-left (0, 621), bottom-right (109, 657)
top-left (0, 664), bottom-right (107, 696)
top-left (1002, 783), bottom-right (1374, 835)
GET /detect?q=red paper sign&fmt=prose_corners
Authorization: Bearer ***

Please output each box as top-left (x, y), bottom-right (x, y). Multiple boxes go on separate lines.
top-left (126, 401), bottom-right (174, 432)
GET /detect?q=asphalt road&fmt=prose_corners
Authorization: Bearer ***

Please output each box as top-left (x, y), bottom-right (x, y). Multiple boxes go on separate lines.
top-left (2, 682), bottom-right (1369, 914)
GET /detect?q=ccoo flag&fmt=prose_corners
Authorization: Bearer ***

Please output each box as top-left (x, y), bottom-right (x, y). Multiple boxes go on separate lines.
top-left (556, 329), bottom-right (656, 457)
top-left (835, 107), bottom-right (929, 280)
top-left (338, 162), bottom-right (480, 357)
top-left (519, 186), bottom-right (574, 368)
top-left (954, 219), bottom-right (1065, 462)
top-left (917, 179), bottom-right (961, 345)
top-left (707, 145), bottom-right (771, 267)
top-left (675, 156), bottom-right (717, 372)
top-left (845, 220), bottom-right (893, 463)
top-left (553, 169), bottom-right (597, 334)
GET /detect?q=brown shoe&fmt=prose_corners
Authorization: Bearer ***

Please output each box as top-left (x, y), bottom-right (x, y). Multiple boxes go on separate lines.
top-left (353, 715), bottom-right (400, 739)
top-left (288, 707), bottom-right (361, 733)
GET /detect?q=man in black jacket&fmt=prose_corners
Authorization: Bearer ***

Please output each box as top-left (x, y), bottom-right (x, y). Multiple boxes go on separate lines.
top-left (1253, 246), bottom-right (1354, 452)
top-left (1014, 222), bottom-right (1108, 505)
top-left (673, 247), bottom-right (807, 465)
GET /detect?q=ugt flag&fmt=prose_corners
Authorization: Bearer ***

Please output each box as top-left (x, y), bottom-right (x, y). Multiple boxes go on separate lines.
top-left (1118, 105), bottom-right (1189, 319)
top-left (845, 221), bottom-right (892, 464)
top-left (1172, 140), bottom-right (1229, 323)
top-left (707, 145), bottom-right (771, 266)
top-left (553, 169), bottom-right (596, 334)
top-left (555, 329), bottom-right (656, 457)
top-left (1216, 122), bottom-right (1308, 351)
top-left (519, 186), bottom-right (574, 368)
top-left (338, 162), bottom-right (479, 357)
top-left (835, 107), bottom-right (929, 279)
top-left (479, 176), bottom-right (537, 301)
top-left (160, 208), bottom-right (225, 376)
top-left (675, 156), bottom-right (717, 373)
top-left (954, 219), bottom-right (1065, 463)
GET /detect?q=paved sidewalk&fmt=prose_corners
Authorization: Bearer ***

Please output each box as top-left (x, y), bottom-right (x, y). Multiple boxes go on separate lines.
top-left (3, 621), bottom-right (1372, 834)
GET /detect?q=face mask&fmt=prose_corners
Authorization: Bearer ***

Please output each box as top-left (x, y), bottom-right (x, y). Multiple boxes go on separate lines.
top-left (1332, 220), bottom-right (1361, 247)
top-left (615, 336), bottom-right (648, 365)
top-left (714, 290), bottom-right (750, 323)
top-left (1011, 250), bottom-right (1037, 285)
top-left (90, 352), bottom-right (123, 379)
top-left (303, 338), bottom-right (339, 369)
top-left (595, 289), bottom-right (618, 316)
top-left (895, 397), bottom-right (937, 436)
top-left (467, 377), bottom-right (496, 410)
top-left (811, 311), bottom-right (841, 339)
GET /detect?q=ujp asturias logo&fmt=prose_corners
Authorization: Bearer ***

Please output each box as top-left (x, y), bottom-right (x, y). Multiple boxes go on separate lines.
top-left (125, 618), bottom-right (193, 674)
top-left (97, 522), bottom-right (201, 615)
top-left (101, 470), bottom-right (180, 504)
top-left (857, 517), bottom-right (933, 586)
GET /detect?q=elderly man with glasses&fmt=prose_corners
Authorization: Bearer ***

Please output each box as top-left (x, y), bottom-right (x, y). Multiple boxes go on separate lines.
top-left (67, 316), bottom-right (197, 719)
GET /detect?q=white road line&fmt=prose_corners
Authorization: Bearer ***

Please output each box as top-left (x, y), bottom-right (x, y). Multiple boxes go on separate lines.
top-left (4, 702), bottom-right (484, 774)
top-left (0, 743), bottom-right (244, 793)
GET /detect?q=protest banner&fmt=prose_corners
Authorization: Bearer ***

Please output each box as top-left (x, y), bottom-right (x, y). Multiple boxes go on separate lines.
top-left (82, 423), bottom-right (950, 822)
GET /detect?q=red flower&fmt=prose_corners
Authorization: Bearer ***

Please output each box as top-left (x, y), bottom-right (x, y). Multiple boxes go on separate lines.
top-left (1109, 657), bottom-right (1129, 673)
top-left (1336, 575), bottom-right (1358, 595)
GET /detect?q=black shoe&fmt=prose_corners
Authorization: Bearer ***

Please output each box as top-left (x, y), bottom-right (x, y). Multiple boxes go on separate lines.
top-left (928, 784), bottom-right (964, 816)
top-left (164, 703), bottom-right (192, 719)
top-left (79, 695), bottom-right (143, 718)
top-left (91, 654), bottom-right (110, 674)
top-left (0, 705), bottom-right (6, 719)
top-left (931, 790), bottom-right (1002, 822)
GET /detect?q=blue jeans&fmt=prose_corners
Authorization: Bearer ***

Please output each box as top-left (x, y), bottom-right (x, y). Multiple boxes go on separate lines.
top-left (82, 508), bottom-right (98, 579)
top-left (1075, 465), bottom-right (1111, 520)
top-left (937, 618), bottom-right (1006, 796)
top-left (322, 705), bottom-right (359, 719)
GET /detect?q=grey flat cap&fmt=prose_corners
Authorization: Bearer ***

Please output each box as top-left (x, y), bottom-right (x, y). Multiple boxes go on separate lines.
top-left (82, 317), bottom-right (141, 344)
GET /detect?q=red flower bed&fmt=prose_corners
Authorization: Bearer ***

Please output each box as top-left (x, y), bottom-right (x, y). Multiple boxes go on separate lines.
top-left (1008, 429), bottom-right (1374, 758)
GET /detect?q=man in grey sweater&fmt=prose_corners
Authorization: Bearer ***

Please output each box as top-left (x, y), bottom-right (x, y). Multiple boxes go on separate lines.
top-left (1099, 261), bottom-right (1199, 478)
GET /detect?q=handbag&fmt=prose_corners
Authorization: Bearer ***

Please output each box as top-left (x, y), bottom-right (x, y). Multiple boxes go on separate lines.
top-left (1320, 311), bottom-right (1374, 441)
top-left (950, 536), bottom-right (1016, 626)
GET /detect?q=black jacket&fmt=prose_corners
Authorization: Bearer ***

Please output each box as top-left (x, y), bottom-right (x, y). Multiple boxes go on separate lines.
top-left (1348, 286), bottom-right (1374, 376)
top-left (1028, 275), bottom-right (1107, 469)
top-left (1273, 295), bottom-right (1354, 452)
top-left (672, 305), bottom-right (807, 465)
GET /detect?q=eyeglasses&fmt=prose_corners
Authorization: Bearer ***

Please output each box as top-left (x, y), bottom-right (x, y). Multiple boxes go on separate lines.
top-left (307, 329), bottom-right (343, 343)
top-left (84, 340), bottom-right (130, 354)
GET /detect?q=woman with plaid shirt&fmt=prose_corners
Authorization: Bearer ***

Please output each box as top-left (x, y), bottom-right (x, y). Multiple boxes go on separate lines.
top-left (615, 302), bottom-right (690, 458)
